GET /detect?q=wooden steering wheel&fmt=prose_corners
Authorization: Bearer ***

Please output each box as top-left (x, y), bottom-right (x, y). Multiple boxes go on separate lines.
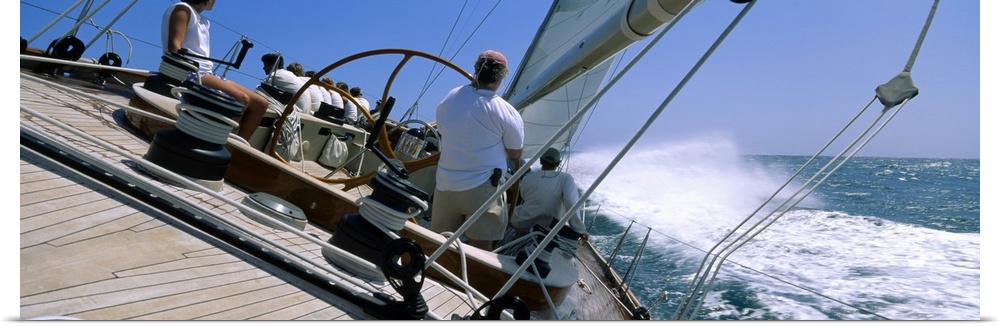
top-left (265, 49), bottom-right (474, 191)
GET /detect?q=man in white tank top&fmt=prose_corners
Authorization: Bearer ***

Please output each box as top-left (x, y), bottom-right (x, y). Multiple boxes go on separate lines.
top-left (161, 0), bottom-right (267, 141)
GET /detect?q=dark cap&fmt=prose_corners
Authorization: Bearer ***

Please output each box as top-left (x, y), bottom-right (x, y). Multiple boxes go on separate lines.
top-left (541, 147), bottom-right (561, 164)
top-left (477, 50), bottom-right (507, 69)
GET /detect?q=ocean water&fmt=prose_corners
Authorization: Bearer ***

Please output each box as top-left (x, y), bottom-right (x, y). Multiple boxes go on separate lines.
top-left (565, 142), bottom-right (980, 320)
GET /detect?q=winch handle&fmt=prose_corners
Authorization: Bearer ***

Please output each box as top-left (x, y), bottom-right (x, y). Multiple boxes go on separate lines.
top-left (364, 97), bottom-right (408, 179)
top-left (177, 38), bottom-right (254, 69)
top-left (365, 96), bottom-right (394, 149)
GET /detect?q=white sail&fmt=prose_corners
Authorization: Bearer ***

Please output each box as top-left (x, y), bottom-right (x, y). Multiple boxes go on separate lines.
top-left (517, 60), bottom-right (613, 159)
top-left (504, 0), bottom-right (697, 158)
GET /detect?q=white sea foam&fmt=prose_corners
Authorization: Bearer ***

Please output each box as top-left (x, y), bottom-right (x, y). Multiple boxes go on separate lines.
top-left (566, 137), bottom-right (980, 320)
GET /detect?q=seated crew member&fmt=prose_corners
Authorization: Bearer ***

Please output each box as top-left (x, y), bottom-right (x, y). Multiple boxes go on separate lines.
top-left (349, 86), bottom-right (370, 125)
top-left (305, 71), bottom-right (334, 105)
top-left (286, 62), bottom-right (323, 114)
top-left (337, 81), bottom-right (358, 125)
top-left (321, 76), bottom-right (345, 115)
top-left (510, 147), bottom-right (588, 240)
top-left (260, 53), bottom-right (311, 113)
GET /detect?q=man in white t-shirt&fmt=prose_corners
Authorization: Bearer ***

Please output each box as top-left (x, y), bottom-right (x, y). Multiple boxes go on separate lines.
top-left (431, 50), bottom-right (523, 251)
top-left (162, 0), bottom-right (267, 140)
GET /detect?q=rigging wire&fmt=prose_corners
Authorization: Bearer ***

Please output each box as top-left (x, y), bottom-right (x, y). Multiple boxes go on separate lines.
top-left (20, 1), bottom-right (161, 52)
top-left (400, 0), bottom-right (502, 122)
top-left (443, 0), bottom-right (708, 307)
top-left (672, 0), bottom-right (937, 320)
top-left (22, 0), bottom-right (309, 84)
top-left (589, 204), bottom-right (890, 320)
top-left (20, 0), bottom-right (942, 321)
top-left (22, 0), bottom-right (490, 118)
top-left (573, 48), bottom-right (626, 142)
top-left (564, 48), bottom-right (629, 173)
top-left (400, 0), bottom-right (470, 121)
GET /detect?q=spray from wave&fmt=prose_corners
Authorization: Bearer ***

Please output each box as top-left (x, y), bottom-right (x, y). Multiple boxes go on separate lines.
top-left (566, 137), bottom-right (806, 250)
top-left (564, 137), bottom-right (980, 320)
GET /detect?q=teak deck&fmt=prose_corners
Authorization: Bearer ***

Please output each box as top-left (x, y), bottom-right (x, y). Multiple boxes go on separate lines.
top-left (19, 72), bottom-right (474, 320)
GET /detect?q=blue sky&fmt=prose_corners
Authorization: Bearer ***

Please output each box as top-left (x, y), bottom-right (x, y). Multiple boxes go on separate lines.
top-left (17, 0), bottom-right (982, 159)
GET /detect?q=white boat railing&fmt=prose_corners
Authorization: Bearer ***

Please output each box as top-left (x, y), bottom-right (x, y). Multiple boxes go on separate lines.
top-left (20, 53), bottom-right (151, 76)
top-left (673, 0), bottom-right (936, 319)
top-left (589, 203), bottom-right (894, 320)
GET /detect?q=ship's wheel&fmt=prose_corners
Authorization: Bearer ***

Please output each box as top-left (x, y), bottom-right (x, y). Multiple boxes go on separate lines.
top-left (265, 49), bottom-right (473, 191)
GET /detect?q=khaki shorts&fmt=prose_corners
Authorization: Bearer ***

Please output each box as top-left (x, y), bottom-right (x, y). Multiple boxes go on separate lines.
top-left (431, 181), bottom-right (508, 241)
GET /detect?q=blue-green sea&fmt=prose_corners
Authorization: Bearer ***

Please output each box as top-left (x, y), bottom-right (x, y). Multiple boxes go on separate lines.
top-left (566, 145), bottom-right (979, 320)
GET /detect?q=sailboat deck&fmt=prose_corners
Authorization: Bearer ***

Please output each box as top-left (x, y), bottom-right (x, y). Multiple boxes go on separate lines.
top-left (20, 150), bottom-right (371, 320)
top-left (19, 72), bottom-right (474, 320)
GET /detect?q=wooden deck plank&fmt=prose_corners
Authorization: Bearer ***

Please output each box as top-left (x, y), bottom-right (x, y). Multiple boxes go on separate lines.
top-left (127, 281), bottom-right (311, 320)
top-left (68, 275), bottom-right (288, 320)
top-left (49, 211), bottom-right (163, 247)
top-left (294, 305), bottom-right (358, 320)
top-left (433, 292), bottom-right (475, 318)
top-left (249, 293), bottom-right (340, 320)
top-left (18, 175), bottom-right (80, 195)
top-left (21, 198), bottom-right (136, 244)
top-left (196, 291), bottom-right (343, 320)
top-left (19, 183), bottom-right (107, 216)
top-left (17, 157), bottom-right (355, 320)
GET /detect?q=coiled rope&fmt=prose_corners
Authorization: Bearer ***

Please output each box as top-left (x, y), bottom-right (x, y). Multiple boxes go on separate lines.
top-left (169, 87), bottom-right (239, 144)
top-left (159, 55), bottom-right (199, 84)
top-left (357, 197), bottom-right (424, 232)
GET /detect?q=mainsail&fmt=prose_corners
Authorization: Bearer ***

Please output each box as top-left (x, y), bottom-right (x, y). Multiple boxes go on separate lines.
top-left (503, 0), bottom-right (698, 158)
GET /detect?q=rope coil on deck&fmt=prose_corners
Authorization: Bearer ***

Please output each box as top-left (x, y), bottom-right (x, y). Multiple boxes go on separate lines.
top-left (357, 197), bottom-right (421, 232)
top-left (173, 103), bottom-right (238, 144)
top-left (159, 54), bottom-right (199, 84)
top-left (170, 87), bottom-right (241, 144)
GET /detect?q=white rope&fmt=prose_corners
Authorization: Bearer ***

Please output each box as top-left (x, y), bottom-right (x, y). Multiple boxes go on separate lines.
top-left (173, 103), bottom-right (238, 144)
top-left (356, 198), bottom-right (420, 232)
top-left (256, 86), bottom-right (307, 169)
top-left (159, 57), bottom-right (198, 83)
top-left (379, 175), bottom-right (431, 212)
top-left (439, 231), bottom-right (484, 314)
